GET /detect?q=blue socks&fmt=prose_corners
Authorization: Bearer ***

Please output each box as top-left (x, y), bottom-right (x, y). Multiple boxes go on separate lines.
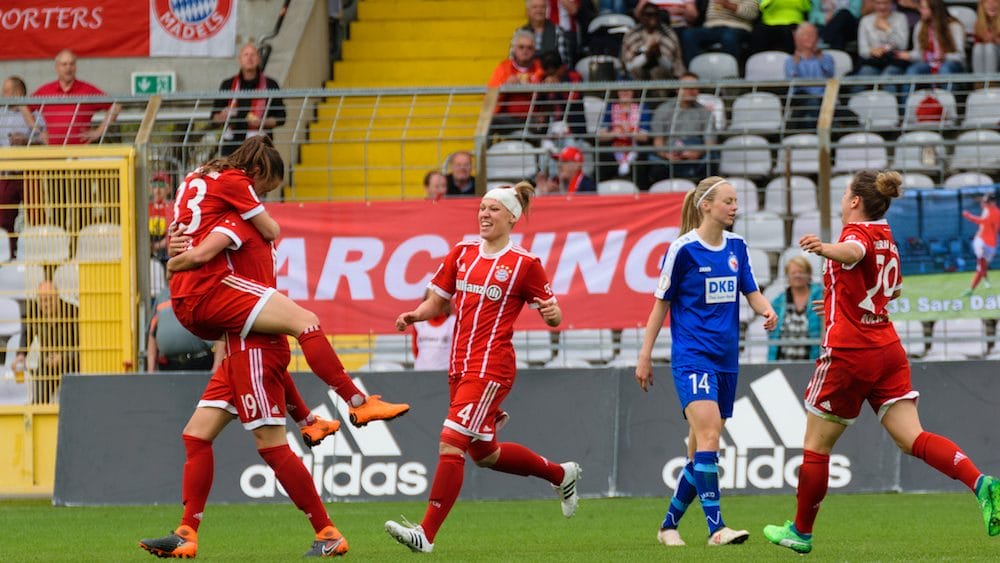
top-left (693, 450), bottom-right (724, 534)
top-left (661, 461), bottom-right (698, 529)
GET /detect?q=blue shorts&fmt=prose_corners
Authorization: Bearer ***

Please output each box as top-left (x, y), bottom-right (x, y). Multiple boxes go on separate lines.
top-left (671, 366), bottom-right (738, 419)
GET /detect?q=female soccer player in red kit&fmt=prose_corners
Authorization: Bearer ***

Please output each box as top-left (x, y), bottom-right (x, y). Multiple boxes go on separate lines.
top-left (167, 136), bottom-right (408, 427)
top-left (962, 193), bottom-right (1000, 295)
top-left (384, 181), bottom-right (581, 554)
top-left (764, 170), bottom-right (1000, 554)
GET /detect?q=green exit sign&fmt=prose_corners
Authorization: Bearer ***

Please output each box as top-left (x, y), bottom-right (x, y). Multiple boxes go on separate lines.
top-left (131, 71), bottom-right (176, 95)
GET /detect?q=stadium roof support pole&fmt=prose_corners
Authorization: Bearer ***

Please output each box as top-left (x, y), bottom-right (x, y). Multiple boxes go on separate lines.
top-left (134, 95), bottom-right (162, 362)
top-left (475, 89), bottom-right (500, 196)
top-left (816, 78), bottom-right (840, 242)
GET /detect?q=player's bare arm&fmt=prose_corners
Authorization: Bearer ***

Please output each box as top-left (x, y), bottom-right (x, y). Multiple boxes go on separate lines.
top-left (636, 298), bottom-right (669, 392)
top-left (250, 210), bottom-right (280, 241)
top-left (395, 292), bottom-right (450, 331)
top-left (167, 232), bottom-right (231, 273)
top-left (745, 291), bottom-right (778, 331)
top-left (799, 234), bottom-right (864, 265)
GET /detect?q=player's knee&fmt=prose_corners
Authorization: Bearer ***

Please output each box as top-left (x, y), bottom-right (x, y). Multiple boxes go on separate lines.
top-left (439, 442), bottom-right (465, 456)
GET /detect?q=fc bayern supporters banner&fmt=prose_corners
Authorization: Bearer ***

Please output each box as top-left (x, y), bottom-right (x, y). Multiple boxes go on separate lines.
top-left (268, 194), bottom-right (685, 334)
top-left (0, 0), bottom-right (149, 60)
top-left (150, 0), bottom-right (237, 58)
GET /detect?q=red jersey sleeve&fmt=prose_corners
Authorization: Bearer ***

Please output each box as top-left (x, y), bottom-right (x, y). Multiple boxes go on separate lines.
top-left (210, 212), bottom-right (253, 250)
top-left (429, 244), bottom-right (465, 298)
top-left (216, 170), bottom-right (265, 220)
top-left (519, 256), bottom-right (555, 309)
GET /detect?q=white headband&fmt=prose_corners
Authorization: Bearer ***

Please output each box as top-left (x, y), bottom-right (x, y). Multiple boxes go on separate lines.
top-left (483, 187), bottom-right (523, 220)
top-left (696, 179), bottom-right (728, 207)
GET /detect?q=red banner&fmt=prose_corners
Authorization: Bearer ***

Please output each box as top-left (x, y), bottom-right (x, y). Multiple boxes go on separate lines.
top-left (0, 1), bottom-right (149, 60)
top-left (269, 194), bottom-right (685, 334)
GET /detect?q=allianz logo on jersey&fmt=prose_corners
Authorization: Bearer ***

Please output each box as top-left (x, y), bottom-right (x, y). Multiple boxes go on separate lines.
top-left (239, 380), bottom-right (428, 499)
top-left (662, 369), bottom-right (852, 491)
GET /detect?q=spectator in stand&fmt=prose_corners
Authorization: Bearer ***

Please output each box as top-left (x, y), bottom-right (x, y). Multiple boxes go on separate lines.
top-left (424, 170), bottom-right (447, 200)
top-left (488, 30), bottom-right (543, 137)
top-left (596, 85), bottom-right (652, 186)
top-left (149, 172), bottom-right (173, 264)
top-left (32, 49), bottom-right (118, 146)
top-left (547, 0), bottom-right (595, 62)
top-left (212, 43), bottom-right (286, 157)
top-left (680, 0), bottom-right (760, 66)
top-left (1, 76), bottom-right (46, 146)
top-left (855, 0), bottom-right (911, 91)
top-left (600, 0), bottom-right (640, 14)
top-left (540, 146), bottom-right (596, 194)
top-left (650, 0), bottom-right (704, 43)
top-left (808, 0), bottom-right (862, 50)
top-left (749, 0), bottom-right (811, 54)
top-left (147, 286), bottom-right (218, 372)
top-left (898, 0), bottom-right (966, 82)
top-left (532, 51), bottom-right (587, 138)
top-left (647, 72), bottom-right (715, 187)
top-left (445, 151), bottom-right (477, 196)
top-left (621, 1), bottom-right (687, 80)
top-left (767, 256), bottom-right (824, 361)
top-left (14, 280), bottom-right (78, 404)
top-left (973, 0), bottom-right (1000, 73)
top-left (522, 0), bottom-right (575, 69)
top-left (784, 23), bottom-right (835, 127)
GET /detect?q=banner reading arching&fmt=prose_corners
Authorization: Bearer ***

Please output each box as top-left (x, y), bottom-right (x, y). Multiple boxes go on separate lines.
top-left (268, 194), bottom-right (685, 334)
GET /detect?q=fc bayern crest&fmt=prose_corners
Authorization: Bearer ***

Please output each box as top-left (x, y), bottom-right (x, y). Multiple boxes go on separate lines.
top-left (494, 265), bottom-right (511, 282)
top-left (728, 253), bottom-right (739, 272)
top-left (154, 0), bottom-right (234, 41)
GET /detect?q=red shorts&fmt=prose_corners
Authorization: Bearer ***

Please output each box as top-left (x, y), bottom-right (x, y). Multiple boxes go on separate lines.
top-left (198, 344), bottom-right (291, 430)
top-left (173, 274), bottom-right (276, 341)
top-left (440, 376), bottom-right (511, 447)
top-left (804, 342), bottom-right (918, 425)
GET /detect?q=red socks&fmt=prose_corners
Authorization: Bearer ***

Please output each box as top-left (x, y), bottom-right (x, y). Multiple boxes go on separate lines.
top-left (794, 449), bottom-right (829, 534)
top-left (972, 258), bottom-right (989, 289)
top-left (180, 435), bottom-right (213, 531)
top-left (297, 326), bottom-right (363, 403)
top-left (421, 453), bottom-right (465, 543)
top-left (280, 370), bottom-right (311, 424)
top-left (258, 444), bottom-right (332, 533)
top-left (489, 442), bottom-right (564, 485)
top-left (911, 431), bottom-right (982, 490)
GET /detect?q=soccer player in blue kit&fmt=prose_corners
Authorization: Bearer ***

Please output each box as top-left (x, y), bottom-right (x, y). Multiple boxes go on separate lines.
top-left (636, 176), bottom-right (778, 547)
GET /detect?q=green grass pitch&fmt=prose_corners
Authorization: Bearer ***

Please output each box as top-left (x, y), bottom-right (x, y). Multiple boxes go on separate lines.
top-left (3, 492), bottom-right (999, 561)
top-left (891, 270), bottom-right (1000, 321)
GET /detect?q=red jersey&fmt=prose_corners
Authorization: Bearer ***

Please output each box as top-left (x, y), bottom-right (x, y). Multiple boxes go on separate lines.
top-left (965, 204), bottom-right (1000, 248)
top-left (822, 221), bottom-right (902, 348)
top-left (430, 240), bottom-right (555, 383)
top-left (31, 79), bottom-right (110, 145)
top-left (168, 168), bottom-right (265, 298)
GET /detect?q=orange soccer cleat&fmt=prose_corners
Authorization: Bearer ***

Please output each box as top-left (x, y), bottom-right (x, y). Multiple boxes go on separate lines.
top-left (139, 524), bottom-right (198, 559)
top-left (304, 525), bottom-right (349, 557)
top-left (301, 417), bottom-right (341, 448)
top-left (348, 395), bottom-right (410, 427)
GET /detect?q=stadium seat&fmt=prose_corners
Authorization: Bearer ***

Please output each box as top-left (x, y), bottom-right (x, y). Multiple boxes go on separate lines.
top-left (486, 140), bottom-right (538, 181)
top-left (648, 178), bottom-right (695, 193)
top-left (0, 263), bottom-right (45, 300)
top-left (616, 326), bottom-right (670, 363)
top-left (0, 230), bottom-right (10, 264)
top-left (891, 131), bottom-right (945, 174)
top-left (16, 225), bottom-right (70, 264)
top-left (748, 247), bottom-right (772, 287)
top-left (358, 360), bottom-right (407, 372)
top-left (370, 333), bottom-right (412, 365)
top-left (922, 318), bottom-right (985, 361)
top-left (728, 176), bottom-right (759, 213)
top-left (597, 179), bottom-right (639, 194)
top-left (719, 134), bottom-right (772, 177)
top-left (557, 329), bottom-right (615, 364)
top-left (902, 172), bottom-right (935, 189)
top-left (689, 52), bottom-right (739, 81)
top-left (777, 247), bottom-right (826, 282)
top-left (53, 262), bottom-right (79, 306)
top-left (75, 223), bottom-right (121, 262)
top-left (582, 95), bottom-right (605, 135)
top-left (745, 50), bottom-right (791, 81)
top-left (729, 92), bottom-right (783, 133)
top-left (950, 129), bottom-right (1000, 172)
top-left (574, 55), bottom-right (624, 81)
top-left (741, 318), bottom-right (769, 363)
top-left (587, 13), bottom-right (635, 34)
top-left (513, 330), bottom-right (555, 364)
top-left (764, 175), bottom-right (818, 216)
top-left (960, 88), bottom-right (1000, 129)
top-left (0, 296), bottom-right (20, 338)
top-left (902, 89), bottom-right (957, 129)
top-left (774, 133), bottom-right (819, 175)
top-left (825, 49), bottom-right (853, 77)
top-left (829, 173), bottom-right (853, 199)
top-left (832, 132), bottom-right (887, 173)
top-left (792, 210), bottom-right (842, 243)
top-left (947, 5), bottom-right (977, 37)
top-left (943, 172), bottom-right (994, 189)
top-left (733, 210), bottom-right (785, 251)
top-left (543, 354), bottom-right (594, 368)
top-left (847, 89), bottom-right (899, 130)
top-left (695, 93), bottom-right (727, 131)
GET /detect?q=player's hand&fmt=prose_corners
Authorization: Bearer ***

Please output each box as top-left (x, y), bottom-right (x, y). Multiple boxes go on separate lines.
top-left (168, 230), bottom-right (193, 257)
top-left (812, 299), bottom-right (825, 315)
top-left (799, 234), bottom-right (823, 255)
top-left (534, 297), bottom-right (559, 323)
top-left (395, 312), bottom-right (417, 331)
top-left (635, 357), bottom-right (653, 392)
top-left (761, 308), bottom-right (778, 331)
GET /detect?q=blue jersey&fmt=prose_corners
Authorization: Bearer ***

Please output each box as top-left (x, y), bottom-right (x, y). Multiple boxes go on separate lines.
top-left (654, 230), bottom-right (759, 372)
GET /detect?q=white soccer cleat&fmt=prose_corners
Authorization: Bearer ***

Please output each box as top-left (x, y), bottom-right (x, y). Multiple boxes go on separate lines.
top-left (554, 461), bottom-right (581, 518)
top-left (385, 519), bottom-right (433, 553)
top-left (657, 527), bottom-right (686, 546)
top-left (707, 526), bottom-right (750, 546)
